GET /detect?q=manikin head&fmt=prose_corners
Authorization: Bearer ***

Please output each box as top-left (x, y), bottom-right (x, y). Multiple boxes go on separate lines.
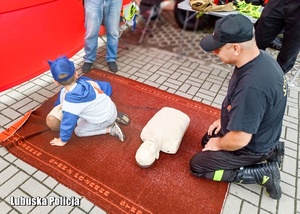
top-left (135, 139), bottom-right (161, 168)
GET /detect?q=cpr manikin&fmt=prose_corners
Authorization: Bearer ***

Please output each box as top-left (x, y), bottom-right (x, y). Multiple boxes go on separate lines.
top-left (135, 107), bottom-right (190, 168)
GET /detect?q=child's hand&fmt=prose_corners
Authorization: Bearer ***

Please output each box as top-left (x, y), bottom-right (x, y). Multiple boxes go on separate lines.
top-left (50, 138), bottom-right (67, 146)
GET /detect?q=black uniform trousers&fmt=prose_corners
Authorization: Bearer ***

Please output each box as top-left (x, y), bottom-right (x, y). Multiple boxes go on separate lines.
top-left (190, 147), bottom-right (272, 182)
top-left (255, 0), bottom-right (300, 74)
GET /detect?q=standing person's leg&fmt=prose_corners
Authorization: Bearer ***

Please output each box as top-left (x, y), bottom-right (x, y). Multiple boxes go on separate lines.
top-left (255, 0), bottom-right (284, 50)
top-left (277, 0), bottom-right (300, 74)
top-left (83, 0), bottom-right (104, 72)
top-left (103, 0), bottom-right (122, 73)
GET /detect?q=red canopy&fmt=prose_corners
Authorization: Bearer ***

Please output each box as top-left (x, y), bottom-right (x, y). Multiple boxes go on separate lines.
top-left (0, 0), bottom-right (131, 92)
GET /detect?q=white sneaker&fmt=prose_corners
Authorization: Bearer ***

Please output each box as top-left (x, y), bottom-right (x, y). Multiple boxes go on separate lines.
top-left (110, 122), bottom-right (125, 142)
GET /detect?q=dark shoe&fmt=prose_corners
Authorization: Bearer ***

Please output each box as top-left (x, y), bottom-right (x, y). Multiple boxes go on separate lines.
top-left (82, 62), bottom-right (93, 73)
top-left (269, 35), bottom-right (282, 50)
top-left (107, 61), bottom-right (118, 73)
top-left (235, 162), bottom-right (281, 200)
top-left (267, 141), bottom-right (285, 169)
top-left (116, 112), bottom-right (130, 125)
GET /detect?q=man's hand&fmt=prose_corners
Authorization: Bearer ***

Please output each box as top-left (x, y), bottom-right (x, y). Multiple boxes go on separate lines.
top-left (208, 118), bottom-right (221, 136)
top-left (203, 131), bottom-right (252, 152)
top-left (50, 138), bottom-right (67, 146)
top-left (202, 137), bottom-right (221, 151)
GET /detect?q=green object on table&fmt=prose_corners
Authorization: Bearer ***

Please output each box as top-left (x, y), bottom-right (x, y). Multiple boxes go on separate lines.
top-left (236, 0), bottom-right (261, 19)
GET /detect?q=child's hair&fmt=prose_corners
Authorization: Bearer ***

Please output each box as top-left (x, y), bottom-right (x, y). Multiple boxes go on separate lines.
top-left (48, 56), bottom-right (75, 84)
top-left (57, 74), bottom-right (76, 85)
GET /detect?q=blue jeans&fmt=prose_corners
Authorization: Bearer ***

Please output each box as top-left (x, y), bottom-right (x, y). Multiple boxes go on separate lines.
top-left (84, 0), bottom-right (122, 63)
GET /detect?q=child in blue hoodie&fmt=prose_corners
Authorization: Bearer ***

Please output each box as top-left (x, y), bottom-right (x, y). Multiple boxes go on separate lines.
top-left (46, 56), bottom-right (126, 146)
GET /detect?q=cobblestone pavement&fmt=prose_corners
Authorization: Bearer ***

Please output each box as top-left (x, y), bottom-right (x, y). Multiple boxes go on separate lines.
top-left (0, 8), bottom-right (299, 214)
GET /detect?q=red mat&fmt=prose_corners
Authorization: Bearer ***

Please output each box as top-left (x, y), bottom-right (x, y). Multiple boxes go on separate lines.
top-left (0, 69), bottom-right (228, 214)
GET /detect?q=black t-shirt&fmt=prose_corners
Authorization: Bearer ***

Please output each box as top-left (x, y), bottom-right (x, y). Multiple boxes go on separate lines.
top-left (221, 50), bottom-right (287, 153)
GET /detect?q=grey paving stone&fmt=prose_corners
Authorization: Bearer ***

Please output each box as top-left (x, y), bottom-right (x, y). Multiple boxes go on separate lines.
top-left (20, 178), bottom-right (50, 198)
top-left (281, 182), bottom-right (296, 197)
top-left (1, 109), bottom-right (22, 121)
top-left (178, 84), bottom-right (190, 93)
top-left (0, 200), bottom-right (12, 214)
top-left (222, 193), bottom-right (241, 214)
top-left (287, 106), bottom-right (298, 118)
top-left (194, 93), bottom-right (214, 102)
top-left (0, 157), bottom-right (9, 172)
top-left (0, 147), bottom-right (8, 156)
top-left (121, 65), bottom-right (134, 72)
top-left (156, 75), bottom-right (168, 85)
top-left (240, 201), bottom-right (258, 214)
top-left (5, 91), bottom-right (26, 101)
top-left (148, 73), bottom-right (160, 82)
top-left (27, 192), bottom-right (59, 214)
top-left (18, 101), bottom-right (40, 113)
top-left (282, 120), bottom-right (298, 130)
top-left (3, 153), bottom-right (17, 163)
top-left (186, 77), bottom-right (204, 86)
top-left (229, 184), bottom-right (260, 205)
top-left (175, 91), bottom-right (193, 99)
top-left (282, 155), bottom-right (297, 176)
top-left (78, 198), bottom-right (94, 213)
top-left (143, 80), bottom-right (160, 88)
top-left (42, 177), bottom-right (58, 190)
top-left (69, 207), bottom-right (86, 214)
top-left (0, 171), bottom-right (29, 198)
top-left (32, 171), bottom-right (48, 182)
top-left (30, 204), bottom-right (55, 214)
top-left (29, 93), bottom-right (49, 104)
top-left (48, 205), bottom-right (73, 214)
top-left (37, 88), bottom-right (56, 99)
top-left (286, 127), bottom-right (299, 143)
top-left (283, 115), bottom-right (299, 126)
top-left (0, 95), bottom-right (17, 106)
top-left (281, 171), bottom-right (296, 186)
top-left (260, 193), bottom-right (278, 214)
top-left (0, 115), bottom-right (10, 128)
top-left (187, 86), bottom-right (199, 96)
top-left (6, 189), bottom-right (35, 214)
top-left (278, 194), bottom-right (295, 214)
top-left (88, 205), bottom-right (107, 214)
top-left (31, 78), bottom-right (50, 87)
top-left (148, 65), bottom-right (160, 73)
top-left (53, 184), bottom-right (81, 198)
top-left (0, 165), bottom-right (19, 186)
top-left (14, 159), bottom-right (37, 175)
top-left (16, 82), bottom-right (37, 94)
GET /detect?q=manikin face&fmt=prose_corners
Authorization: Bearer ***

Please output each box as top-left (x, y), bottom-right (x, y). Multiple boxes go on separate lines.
top-left (135, 140), bottom-right (160, 168)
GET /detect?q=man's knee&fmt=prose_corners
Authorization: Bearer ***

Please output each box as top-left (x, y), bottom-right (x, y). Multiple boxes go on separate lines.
top-left (189, 156), bottom-right (206, 177)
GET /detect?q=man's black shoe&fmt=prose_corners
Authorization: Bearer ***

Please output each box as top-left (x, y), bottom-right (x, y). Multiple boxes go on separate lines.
top-left (107, 61), bottom-right (118, 73)
top-left (82, 62), bottom-right (93, 73)
top-left (269, 35), bottom-right (282, 50)
top-left (235, 162), bottom-right (282, 200)
top-left (267, 141), bottom-right (285, 169)
top-left (260, 162), bottom-right (282, 200)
